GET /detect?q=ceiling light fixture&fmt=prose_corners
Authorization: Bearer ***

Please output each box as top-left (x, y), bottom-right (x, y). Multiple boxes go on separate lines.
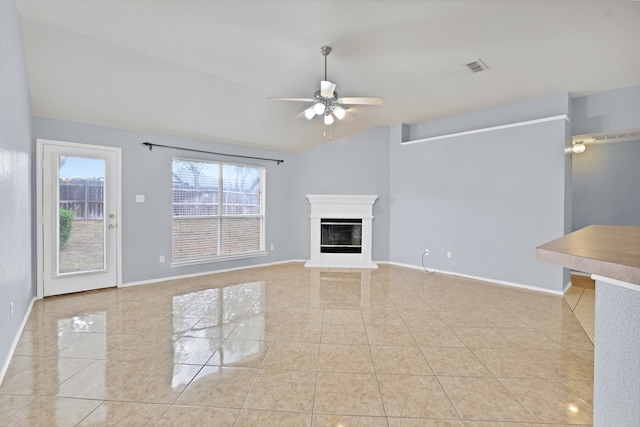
top-left (572, 142), bottom-right (586, 154)
top-left (324, 112), bottom-right (334, 125)
top-left (332, 105), bottom-right (346, 120)
top-left (269, 46), bottom-right (384, 138)
top-left (313, 102), bottom-right (326, 115)
top-left (304, 107), bottom-right (316, 120)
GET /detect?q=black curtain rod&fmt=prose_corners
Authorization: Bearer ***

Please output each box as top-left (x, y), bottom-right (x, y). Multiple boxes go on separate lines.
top-left (142, 142), bottom-right (284, 165)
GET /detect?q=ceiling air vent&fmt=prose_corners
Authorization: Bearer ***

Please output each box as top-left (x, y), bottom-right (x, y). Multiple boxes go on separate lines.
top-left (466, 59), bottom-right (489, 73)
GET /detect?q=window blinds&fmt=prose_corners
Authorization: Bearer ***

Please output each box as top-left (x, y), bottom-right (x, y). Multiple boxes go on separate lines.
top-left (172, 158), bottom-right (264, 264)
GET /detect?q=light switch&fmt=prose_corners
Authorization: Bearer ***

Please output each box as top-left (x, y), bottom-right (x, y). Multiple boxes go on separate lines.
top-left (136, 195), bottom-right (145, 203)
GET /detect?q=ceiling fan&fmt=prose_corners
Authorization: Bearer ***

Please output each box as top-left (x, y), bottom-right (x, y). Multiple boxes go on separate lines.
top-left (269, 46), bottom-right (384, 128)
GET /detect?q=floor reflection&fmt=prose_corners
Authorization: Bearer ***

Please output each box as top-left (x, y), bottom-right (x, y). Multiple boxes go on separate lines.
top-left (310, 269), bottom-right (371, 307)
top-left (172, 281), bottom-right (266, 381)
top-left (1, 263), bottom-right (594, 426)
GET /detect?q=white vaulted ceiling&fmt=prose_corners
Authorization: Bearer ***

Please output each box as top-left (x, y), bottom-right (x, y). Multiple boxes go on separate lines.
top-left (17, 0), bottom-right (640, 153)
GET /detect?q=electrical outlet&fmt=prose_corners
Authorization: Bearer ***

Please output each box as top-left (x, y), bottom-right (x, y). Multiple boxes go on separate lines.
top-left (159, 255), bottom-right (165, 263)
top-left (424, 248), bottom-right (429, 256)
top-left (270, 244), bottom-right (275, 251)
top-left (447, 251), bottom-right (452, 259)
top-left (9, 302), bottom-right (14, 318)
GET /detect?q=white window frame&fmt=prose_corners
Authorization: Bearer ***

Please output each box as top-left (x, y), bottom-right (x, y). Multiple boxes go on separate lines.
top-left (171, 157), bottom-right (266, 266)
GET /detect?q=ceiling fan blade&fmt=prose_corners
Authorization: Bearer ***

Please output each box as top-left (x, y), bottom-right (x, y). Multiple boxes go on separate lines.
top-left (341, 109), bottom-right (358, 122)
top-left (320, 81), bottom-right (336, 98)
top-left (268, 97), bottom-right (315, 102)
top-left (293, 110), bottom-right (307, 120)
top-left (339, 97), bottom-right (384, 105)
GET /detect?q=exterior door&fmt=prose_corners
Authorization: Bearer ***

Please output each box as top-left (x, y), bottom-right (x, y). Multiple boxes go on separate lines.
top-left (37, 139), bottom-right (121, 297)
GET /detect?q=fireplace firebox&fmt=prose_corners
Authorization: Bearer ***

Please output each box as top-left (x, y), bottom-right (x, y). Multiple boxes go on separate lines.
top-left (321, 218), bottom-right (362, 253)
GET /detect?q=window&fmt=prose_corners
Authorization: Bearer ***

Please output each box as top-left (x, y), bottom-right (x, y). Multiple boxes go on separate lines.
top-left (172, 158), bottom-right (265, 265)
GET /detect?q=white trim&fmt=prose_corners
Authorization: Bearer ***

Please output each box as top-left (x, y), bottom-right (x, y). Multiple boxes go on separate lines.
top-left (592, 274), bottom-right (640, 293)
top-left (115, 147), bottom-right (123, 288)
top-left (35, 138), bottom-right (122, 298)
top-left (304, 261), bottom-right (379, 269)
top-left (121, 259), bottom-right (299, 288)
top-left (563, 280), bottom-right (573, 294)
top-left (401, 114), bottom-right (570, 145)
top-left (0, 297), bottom-right (35, 385)
top-left (305, 195), bottom-right (378, 269)
top-left (306, 194), bottom-right (378, 208)
top-left (571, 270), bottom-right (592, 277)
top-left (382, 261), bottom-right (565, 296)
top-left (36, 141), bottom-right (44, 298)
top-left (63, 254), bottom-right (570, 296)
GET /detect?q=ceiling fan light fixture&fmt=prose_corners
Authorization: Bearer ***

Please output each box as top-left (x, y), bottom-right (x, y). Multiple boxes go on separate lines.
top-left (333, 106), bottom-right (346, 120)
top-left (324, 113), bottom-right (334, 125)
top-left (304, 107), bottom-right (316, 120)
top-left (313, 102), bottom-right (326, 115)
top-left (269, 46), bottom-right (384, 137)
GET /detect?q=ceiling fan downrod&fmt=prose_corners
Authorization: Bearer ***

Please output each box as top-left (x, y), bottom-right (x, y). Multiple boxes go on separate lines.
top-left (320, 46), bottom-right (332, 81)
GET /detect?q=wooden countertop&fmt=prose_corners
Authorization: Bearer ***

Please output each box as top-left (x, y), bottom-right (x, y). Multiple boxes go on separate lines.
top-left (536, 225), bottom-right (640, 286)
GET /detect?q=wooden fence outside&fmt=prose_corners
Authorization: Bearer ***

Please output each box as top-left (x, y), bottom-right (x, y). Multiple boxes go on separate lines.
top-left (58, 180), bottom-right (260, 221)
top-left (59, 179), bottom-right (104, 220)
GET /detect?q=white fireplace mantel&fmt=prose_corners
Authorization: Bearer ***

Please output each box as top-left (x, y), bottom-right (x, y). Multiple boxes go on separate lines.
top-left (305, 195), bottom-right (378, 269)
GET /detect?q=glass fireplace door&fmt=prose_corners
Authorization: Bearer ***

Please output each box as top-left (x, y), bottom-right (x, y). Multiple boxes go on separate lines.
top-left (320, 218), bottom-right (362, 253)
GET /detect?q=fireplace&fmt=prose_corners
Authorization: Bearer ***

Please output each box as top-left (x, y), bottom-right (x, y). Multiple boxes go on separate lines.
top-left (305, 195), bottom-right (377, 269)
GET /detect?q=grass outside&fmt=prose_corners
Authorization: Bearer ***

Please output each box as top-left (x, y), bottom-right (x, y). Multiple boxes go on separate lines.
top-left (59, 220), bottom-right (104, 273)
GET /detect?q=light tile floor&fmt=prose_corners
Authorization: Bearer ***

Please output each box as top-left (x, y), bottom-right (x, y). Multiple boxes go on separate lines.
top-left (564, 278), bottom-right (595, 344)
top-left (0, 263), bottom-right (594, 426)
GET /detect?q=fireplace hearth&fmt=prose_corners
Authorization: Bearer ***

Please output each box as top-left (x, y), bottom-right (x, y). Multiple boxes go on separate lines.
top-left (305, 195), bottom-right (377, 269)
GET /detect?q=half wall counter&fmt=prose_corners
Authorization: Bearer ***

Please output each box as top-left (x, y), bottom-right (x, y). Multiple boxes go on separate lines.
top-left (537, 225), bottom-right (640, 427)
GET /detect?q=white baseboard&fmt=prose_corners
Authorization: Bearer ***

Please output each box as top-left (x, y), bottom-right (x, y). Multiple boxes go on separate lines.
top-left (0, 297), bottom-right (36, 385)
top-left (120, 259), bottom-right (304, 288)
top-left (563, 280), bottom-right (573, 294)
top-left (124, 258), bottom-right (566, 296)
top-left (382, 261), bottom-right (565, 296)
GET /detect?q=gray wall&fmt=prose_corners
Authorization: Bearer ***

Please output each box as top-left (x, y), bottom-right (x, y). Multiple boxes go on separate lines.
top-left (388, 94), bottom-right (571, 292)
top-left (571, 85), bottom-right (640, 231)
top-left (572, 140), bottom-right (640, 230)
top-left (36, 96), bottom-right (577, 294)
top-left (289, 126), bottom-right (391, 263)
top-left (33, 119), bottom-right (394, 284)
top-left (0, 0), bottom-right (35, 377)
top-left (34, 118), bottom-right (295, 284)
top-left (572, 84), bottom-right (640, 136)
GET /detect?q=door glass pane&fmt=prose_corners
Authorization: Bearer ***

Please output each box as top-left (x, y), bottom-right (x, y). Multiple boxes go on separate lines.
top-left (58, 156), bottom-right (106, 274)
